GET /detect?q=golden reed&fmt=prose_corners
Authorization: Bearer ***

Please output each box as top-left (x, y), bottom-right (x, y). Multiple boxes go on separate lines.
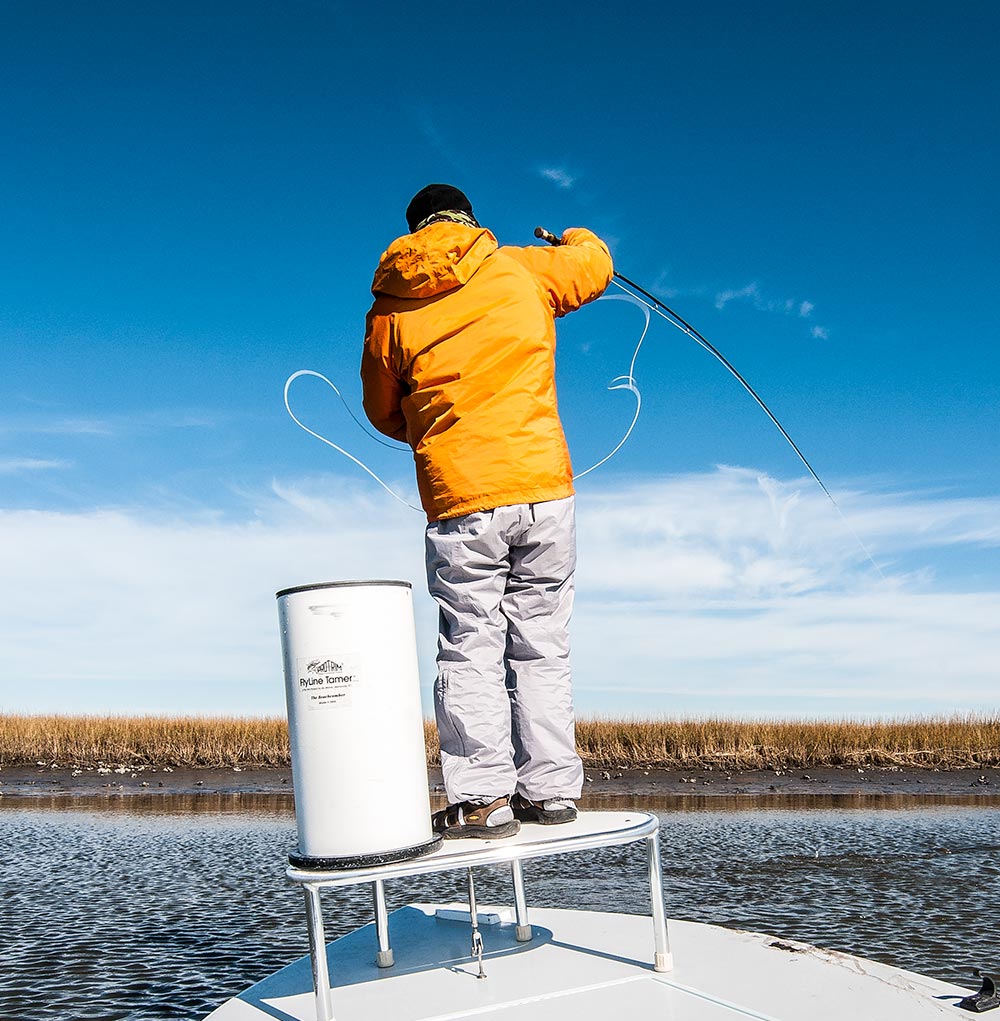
top-left (1, 713), bottom-right (998, 770)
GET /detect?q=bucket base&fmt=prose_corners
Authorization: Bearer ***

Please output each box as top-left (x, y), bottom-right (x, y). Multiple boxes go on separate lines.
top-left (289, 834), bottom-right (443, 871)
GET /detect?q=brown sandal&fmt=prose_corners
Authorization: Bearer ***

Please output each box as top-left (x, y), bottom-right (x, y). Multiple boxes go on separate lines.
top-left (432, 796), bottom-right (520, 839)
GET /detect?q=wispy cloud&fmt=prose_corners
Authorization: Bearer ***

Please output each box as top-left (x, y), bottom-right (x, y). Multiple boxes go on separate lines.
top-left (0, 483), bottom-right (430, 715)
top-left (577, 469), bottom-right (1000, 597)
top-left (413, 108), bottom-right (474, 178)
top-left (539, 166), bottom-right (577, 190)
top-left (571, 470), bottom-right (1000, 713)
top-left (714, 282), bottom-right (829, 338)
top-left (0, 469), bottom-right (997, 717)
top-left (648, 271), bottom-right (684, 301)
top-left (0, 417), bottom-right (117, 437)
top-left (0, 410), bottom-right (217, 438)
top-left (0, 457), bottom-right (71, 474)
top-left (715, 282), bottom-right (760, 311)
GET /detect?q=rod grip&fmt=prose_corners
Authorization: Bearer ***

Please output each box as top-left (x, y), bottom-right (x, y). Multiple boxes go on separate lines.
top-left (534, 226), bottom-right (562, 246)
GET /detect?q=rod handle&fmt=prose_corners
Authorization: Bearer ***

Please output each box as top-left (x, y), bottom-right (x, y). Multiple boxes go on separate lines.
top-left (534, 226), bottom-right (562, 246)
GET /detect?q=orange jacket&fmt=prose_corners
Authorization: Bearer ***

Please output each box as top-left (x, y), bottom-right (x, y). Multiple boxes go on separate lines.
top-left (361, 222), bottom-right (613, 521)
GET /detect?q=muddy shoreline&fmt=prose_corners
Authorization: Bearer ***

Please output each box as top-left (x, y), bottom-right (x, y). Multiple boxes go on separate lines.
top-left (3, 763), bottom-right (1000, 800)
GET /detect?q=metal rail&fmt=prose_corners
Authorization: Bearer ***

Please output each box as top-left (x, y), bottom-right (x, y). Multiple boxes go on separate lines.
top-left (286, 811), bottom-right (671, 1021)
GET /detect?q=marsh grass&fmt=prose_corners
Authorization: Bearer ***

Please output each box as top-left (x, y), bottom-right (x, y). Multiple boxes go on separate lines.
top-left (2, 713), bottom-right (998, 770)
top-left (0, 714), bottom-right (289, 768)
top-left (572, 716), bottom-right (1000, 770)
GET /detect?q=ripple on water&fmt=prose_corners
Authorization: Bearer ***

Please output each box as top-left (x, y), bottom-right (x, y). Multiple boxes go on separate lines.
top-left (1, 796), bottom-right (998, 1020)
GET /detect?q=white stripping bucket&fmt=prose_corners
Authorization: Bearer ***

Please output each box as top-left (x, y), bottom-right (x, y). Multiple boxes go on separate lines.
top-left (276, 580), bottom-right (440, 868)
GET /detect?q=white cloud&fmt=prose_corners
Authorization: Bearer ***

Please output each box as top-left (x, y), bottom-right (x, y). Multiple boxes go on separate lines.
top-left (540, 166), bottom-right (577, 190)
top-left (715, 282), bottom-right (761, 311)
top-left (570, 470), bottom-right (1000, 714)
top-left (0, 410), bottom-right (216, 437)
top-left (413, 108), bottom-right (474, 178)
top-left (0, 458), bottom-right (71, 474)
top-left (0, 469), bottom-right (997, 718)
top-left (714, 285), bottom-right (829, 340)
top-left (0, 482), bottom-right (432, 716)
top-left (0, 417), bottom-right (116, 437)
top-left (649, 271), bottom-right (682, 301)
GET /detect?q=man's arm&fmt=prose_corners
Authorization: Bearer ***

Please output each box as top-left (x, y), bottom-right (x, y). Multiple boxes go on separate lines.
top-left (361, 309), bottom-right (408, 442)
top-left (503, 227), bottom-right (614, 317)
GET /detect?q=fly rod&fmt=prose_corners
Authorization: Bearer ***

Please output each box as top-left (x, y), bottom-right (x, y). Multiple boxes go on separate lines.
top-left (535, 226), bottom-right (883, 577)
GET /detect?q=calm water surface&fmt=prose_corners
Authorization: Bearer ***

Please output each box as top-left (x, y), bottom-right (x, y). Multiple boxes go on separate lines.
top-left (2, 794), bottom-right (999, 1020)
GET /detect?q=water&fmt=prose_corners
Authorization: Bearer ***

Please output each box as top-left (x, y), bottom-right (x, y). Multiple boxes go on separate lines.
top-left (2, 794), bottom-right (999, 1020)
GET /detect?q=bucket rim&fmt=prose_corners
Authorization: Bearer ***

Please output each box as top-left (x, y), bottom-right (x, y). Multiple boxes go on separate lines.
top-left (276, 580), bottom-right (412, 598)
top-left (288, 833), bottom-right (442, 871)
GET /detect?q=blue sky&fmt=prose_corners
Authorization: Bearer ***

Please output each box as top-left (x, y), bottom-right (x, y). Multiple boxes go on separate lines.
top-left (1, 1), bottom-right (997, 718)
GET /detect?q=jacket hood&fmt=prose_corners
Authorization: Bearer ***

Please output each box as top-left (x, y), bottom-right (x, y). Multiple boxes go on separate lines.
top-left (372, 222), bottom-right (498, 299)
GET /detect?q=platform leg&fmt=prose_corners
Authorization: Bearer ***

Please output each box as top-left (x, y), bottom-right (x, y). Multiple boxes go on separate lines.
top-left (304, 884), bottom-right (334, 1021)
top-left (372, 879), bottom-right (394, 968)
top-left (510, 859), bottom-right (532, 942)
top-left (646, 832), bottom-right (673, 972)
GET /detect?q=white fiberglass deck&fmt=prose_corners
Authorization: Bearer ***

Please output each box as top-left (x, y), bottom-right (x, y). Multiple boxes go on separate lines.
top-left (206, 904), bottom-right (968, 1020)
top-left (204, 811), bottom-right (971, 1020)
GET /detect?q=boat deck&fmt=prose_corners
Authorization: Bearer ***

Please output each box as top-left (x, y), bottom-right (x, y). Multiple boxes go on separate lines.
top-left (204, 810), bottom-right (970, 1020)
top-left (206, 904), bottom-right (967, 1020)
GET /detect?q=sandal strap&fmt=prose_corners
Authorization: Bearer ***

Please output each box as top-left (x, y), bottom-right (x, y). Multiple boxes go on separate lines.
top-left (434, 797), bottom-right (508, 831)
top-left (433, 804), bottom-right (463, 830)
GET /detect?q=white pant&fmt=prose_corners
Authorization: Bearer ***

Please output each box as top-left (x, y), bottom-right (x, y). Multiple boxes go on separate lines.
top-left (425, 497), bottom-right (583, 804)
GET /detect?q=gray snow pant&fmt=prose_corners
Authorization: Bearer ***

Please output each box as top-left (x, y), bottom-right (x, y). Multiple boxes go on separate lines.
top-left (425, 496), bottom-right (584, 805)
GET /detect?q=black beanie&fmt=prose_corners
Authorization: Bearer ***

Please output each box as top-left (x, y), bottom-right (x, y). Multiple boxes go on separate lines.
top-left (405, 184), bottom-right (474, 232)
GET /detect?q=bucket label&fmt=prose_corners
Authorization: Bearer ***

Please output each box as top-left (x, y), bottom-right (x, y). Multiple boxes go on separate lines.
top-left (295, 654), bottom-right (361, 710)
